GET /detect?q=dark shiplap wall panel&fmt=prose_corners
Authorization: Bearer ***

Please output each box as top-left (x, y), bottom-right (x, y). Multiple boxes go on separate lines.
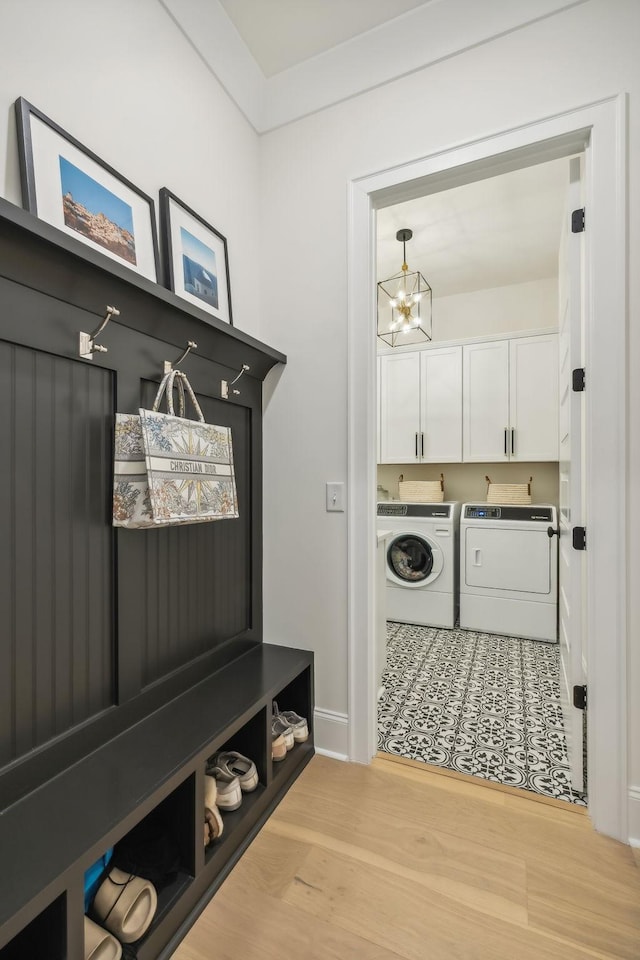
top-left (0, 342), bottom-right (113, 765)
top-left (131, 385), bottom-right (251, 688)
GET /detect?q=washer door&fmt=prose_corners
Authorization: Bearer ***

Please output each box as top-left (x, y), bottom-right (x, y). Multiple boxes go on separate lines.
top-left (386, 532), bottom-right (444, 588)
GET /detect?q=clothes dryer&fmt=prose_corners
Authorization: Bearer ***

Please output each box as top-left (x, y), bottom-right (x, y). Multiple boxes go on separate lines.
top-left (376, 502), bottom-right (461, 628)
top-left (459, 503), bottom-right (558, 642)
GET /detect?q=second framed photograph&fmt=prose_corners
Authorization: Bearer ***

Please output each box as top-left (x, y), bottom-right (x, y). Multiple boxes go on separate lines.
top-left (159, 188), bottom-right (233, 326)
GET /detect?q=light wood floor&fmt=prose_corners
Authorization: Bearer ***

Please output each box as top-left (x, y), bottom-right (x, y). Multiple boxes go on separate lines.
top-left (172, 754), bottom-right (640, 960)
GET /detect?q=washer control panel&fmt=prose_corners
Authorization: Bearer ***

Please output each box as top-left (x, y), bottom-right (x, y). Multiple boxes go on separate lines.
top-left (377, 502), bottom-right (452, 519)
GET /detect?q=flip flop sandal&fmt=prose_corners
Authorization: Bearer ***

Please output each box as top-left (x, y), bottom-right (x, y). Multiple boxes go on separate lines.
top-left (93, 868), bottom-right (158, 944)
top-left (84, 916), bottom-right (122, 960)
top-left (210, 751), bottom-right (259, 792)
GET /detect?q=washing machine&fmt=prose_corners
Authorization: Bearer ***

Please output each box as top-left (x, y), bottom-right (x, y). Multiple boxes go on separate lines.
top-left (376, 501), bottom-right (461, 628)
top-left (459, 503), bottom-right (558, 642)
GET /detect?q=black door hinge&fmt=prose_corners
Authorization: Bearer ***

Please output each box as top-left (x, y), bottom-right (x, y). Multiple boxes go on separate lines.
top-left (573, 684), bottom-right (587, 710)
top-left (572, 526), bottom-right (586, 551)
top-left (572, 207), bottom-right (585, 233)
top-left (572, 368), bottom-right (585, 392)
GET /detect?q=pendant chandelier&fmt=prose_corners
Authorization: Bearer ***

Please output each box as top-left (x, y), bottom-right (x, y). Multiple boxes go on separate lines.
top-left (377, 228), bottom-right (432, 346)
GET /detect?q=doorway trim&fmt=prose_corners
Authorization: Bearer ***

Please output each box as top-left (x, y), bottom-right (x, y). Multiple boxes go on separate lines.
top-left (347, 95), bottom-right (628, 841)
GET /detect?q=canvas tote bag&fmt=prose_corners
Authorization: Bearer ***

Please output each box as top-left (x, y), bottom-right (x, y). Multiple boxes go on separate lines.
top-left (113, 370), bottom-right (238, 528)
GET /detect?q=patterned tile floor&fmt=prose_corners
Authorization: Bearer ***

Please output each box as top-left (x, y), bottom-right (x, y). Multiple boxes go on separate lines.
top-left (377, 622), bottom-right (587, 805)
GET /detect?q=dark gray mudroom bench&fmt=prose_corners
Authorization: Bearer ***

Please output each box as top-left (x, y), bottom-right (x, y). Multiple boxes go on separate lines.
top-left (0, 198), bottom-right (314, 959)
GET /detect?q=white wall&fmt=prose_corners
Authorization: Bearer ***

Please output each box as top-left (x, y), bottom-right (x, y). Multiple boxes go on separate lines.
top-left (0, 0), bottom-right (262, 339)
top-left (259, 0), bottom-right (640, 833)
top-left (431, 277), bottom-right (558, 342)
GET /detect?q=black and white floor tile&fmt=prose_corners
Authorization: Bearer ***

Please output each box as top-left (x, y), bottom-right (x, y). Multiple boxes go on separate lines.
top-left (378, 622), bottom-right (587, 805)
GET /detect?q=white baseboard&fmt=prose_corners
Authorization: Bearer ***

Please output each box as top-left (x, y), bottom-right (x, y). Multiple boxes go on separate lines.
top-left (313, 707), bottom-right (349, 761)
top-left (629, 786), bottom-right (640, 847)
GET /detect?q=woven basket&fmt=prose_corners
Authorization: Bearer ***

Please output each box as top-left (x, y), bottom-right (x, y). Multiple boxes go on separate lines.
top-left (485, 476), bottom-right (532, 505)
top-left (398, 479), bottom-right (444, 503)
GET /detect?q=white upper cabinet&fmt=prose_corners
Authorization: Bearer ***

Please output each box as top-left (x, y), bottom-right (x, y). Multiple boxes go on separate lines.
top-left (379, 352), bottom-right (421, 463)
top-left (463, 334), bottom-right (558, 462)
top-left (421, 346), bottom-right (463, 462)
top-left (509, 335), bottom-right (559, 461)
top-left (463, 340), bottom-right (510, 461)
top-left (379, 347), bottom-right (462, 463)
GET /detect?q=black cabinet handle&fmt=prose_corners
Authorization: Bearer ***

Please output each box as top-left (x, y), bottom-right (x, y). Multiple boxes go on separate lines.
top-left (415, 432), bottom-right (418, 458)
top-left (511, 428), bottom-right (515, 455)
top-left (547, 526), bottom-right (560, 538)
top-left (421, 433), bottom-right (424, 457)
top-left (504, 428), bottom-right (508, 455)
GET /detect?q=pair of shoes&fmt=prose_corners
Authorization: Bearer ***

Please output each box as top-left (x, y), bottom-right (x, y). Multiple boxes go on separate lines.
top-left (204, 750), bottom-right (258, 838)
top-left (90, 868), bottom-right (157, 947)
top-left (274, 701), bottom-right (309, 743)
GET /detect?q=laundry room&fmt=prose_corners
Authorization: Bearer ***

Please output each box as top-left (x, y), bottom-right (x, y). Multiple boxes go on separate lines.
top-left (375, 155), bottom-right (587, 805)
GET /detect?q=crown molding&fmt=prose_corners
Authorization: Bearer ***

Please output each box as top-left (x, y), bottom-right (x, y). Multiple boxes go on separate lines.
top-left (159, 0), bottom-right (588, 134)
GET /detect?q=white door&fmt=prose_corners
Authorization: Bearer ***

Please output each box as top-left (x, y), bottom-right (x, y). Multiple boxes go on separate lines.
top-left (379, 352), bottom-right (421, 463)
top-left (509, 335), bottom-right (559, 460)
top-left (421, 346), bottom-right (462, 462)
top-left (463, 340), bottom-right (510, 461)
top-left (558, 157), bottom-right (586, 792)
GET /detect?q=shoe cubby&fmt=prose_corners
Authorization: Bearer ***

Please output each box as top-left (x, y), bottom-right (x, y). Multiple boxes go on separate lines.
top-left (203, 706), bottom-right (268, 869)
top-left (271, 664), bottom-right (314, 783)
top-left (87, 774), bottom-right (196, 960)
top-left (0, 894), bottom-right (66, 960)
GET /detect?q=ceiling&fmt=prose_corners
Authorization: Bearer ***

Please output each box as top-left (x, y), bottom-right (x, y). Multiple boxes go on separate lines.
top-left (218, 0), bottom-right (431, 77)
top-left (161, 0), bottom-right (583, 132)
top-left (377, 157), bottom-right (570, 298)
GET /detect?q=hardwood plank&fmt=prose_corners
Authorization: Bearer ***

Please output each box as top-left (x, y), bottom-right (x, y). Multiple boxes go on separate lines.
top-left (173, 884), bottom-right (406, 960)
top-left (265, 817), bottom-right (527, 923)
top-left (279, 844), bottom-right (601, 960)
top-left (285, 757), bottom-right (607, 878)
top-left (527, 862), bottom-right (640, 960)
top-left (224, 829), bottom-right (312, 899)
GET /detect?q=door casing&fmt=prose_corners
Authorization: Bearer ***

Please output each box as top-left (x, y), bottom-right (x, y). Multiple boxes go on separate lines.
top-left (347, 95), bottom-right (628, 841)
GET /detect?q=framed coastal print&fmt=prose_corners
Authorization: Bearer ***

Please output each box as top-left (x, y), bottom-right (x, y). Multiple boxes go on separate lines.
top-left (14, 97), bottom-right (160, 282)
top-left (159, 187), bottom-right (233, 326)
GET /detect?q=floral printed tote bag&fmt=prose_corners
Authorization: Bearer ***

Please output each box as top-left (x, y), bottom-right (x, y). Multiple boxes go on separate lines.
top-left (113, 370), bottom-right (238, 528)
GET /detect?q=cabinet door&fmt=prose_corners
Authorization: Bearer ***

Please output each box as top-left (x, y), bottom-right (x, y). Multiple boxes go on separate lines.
top-left (379, 352), bottom-right (421, 463)
top-left (509, 334), bottom-right (559, 460)
top-left (463, 340), bottom-right (510, 461)
top-left (420, 346), bottom-right (462, 462)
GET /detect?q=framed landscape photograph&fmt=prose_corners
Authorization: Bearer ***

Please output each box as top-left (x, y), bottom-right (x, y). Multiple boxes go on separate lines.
top-left (14, 97), bottom-right (160, 282)
top-left (159, 188), bottom-right (233, 326)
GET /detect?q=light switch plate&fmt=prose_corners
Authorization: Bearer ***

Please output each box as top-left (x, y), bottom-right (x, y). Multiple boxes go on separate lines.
top-left (326, 482), bottom-right (345, 512)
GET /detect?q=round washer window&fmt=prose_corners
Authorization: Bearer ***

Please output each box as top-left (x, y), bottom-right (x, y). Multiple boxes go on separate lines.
top-left (388, 535), bottom-right (434, 583)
